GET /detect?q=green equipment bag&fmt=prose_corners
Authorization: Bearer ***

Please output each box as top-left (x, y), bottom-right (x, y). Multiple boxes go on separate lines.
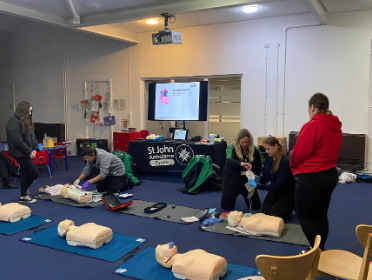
top-left (112, 150), bottom-right (141, 186)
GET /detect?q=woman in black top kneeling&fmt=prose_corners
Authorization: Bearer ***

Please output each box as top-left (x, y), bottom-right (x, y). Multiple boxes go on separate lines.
top-left (257, 136), bottom-right (295, 220)
top-left (221, 129), bottom-right (262, 211)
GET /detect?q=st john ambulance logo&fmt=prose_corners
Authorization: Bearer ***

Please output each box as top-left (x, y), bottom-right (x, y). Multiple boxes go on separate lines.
top-left (175, 144), bottom-right (194, 166)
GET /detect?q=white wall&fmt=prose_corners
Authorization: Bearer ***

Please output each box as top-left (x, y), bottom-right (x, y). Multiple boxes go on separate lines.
top-left (0, 18), bottom-right (131, 147)
top-left (130, 11), bottom-right (372, 168)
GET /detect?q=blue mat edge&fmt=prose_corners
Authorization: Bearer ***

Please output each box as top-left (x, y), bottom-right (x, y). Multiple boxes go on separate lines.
top-left (0, 215), bottom-right (53, 236)
top-left (19, 225), bottom-right (148, 262)
top-left (112, 247), bottom-right (262, 280)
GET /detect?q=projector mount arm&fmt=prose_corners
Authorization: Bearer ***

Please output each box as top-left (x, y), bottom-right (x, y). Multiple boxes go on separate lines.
top-left (160, 13), bottom-right (175, 32)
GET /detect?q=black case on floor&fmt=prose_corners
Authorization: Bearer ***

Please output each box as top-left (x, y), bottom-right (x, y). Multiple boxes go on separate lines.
top-left (101, 193), bottom-right (133, 211)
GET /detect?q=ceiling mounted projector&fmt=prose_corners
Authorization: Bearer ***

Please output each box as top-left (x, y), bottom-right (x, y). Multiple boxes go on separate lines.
top-left (152, 13), bottom-right (182, 45)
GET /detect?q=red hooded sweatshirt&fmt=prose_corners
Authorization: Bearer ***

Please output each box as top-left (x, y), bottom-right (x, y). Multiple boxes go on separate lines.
top-left (290, 113), bottom-right (342, 176)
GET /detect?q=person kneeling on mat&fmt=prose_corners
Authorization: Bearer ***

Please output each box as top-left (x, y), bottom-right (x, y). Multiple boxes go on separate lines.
top-left (74, 142), bottom-right (126, 193)
top-left (252, 136), bottom-right (295, 220)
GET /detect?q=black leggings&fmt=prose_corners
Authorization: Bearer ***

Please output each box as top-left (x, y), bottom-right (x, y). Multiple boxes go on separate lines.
top-left (15, 157), bottom-right (39, 196)
top-left (96, 175), bottom-right (125, 193)
top-left (88, 167), bottom-right (125, 193)
top-left (295, 167), bottom-right (338, 250)
top-left (221, 182), bottom-right (261, 211)
top-left (0, 152), bottom-right (12, 186)
top-left (261, 190), bottom-right (295, 220)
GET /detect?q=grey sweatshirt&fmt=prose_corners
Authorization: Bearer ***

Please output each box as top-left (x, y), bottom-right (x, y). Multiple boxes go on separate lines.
top-left (82, 148), bottom-right (125, 180)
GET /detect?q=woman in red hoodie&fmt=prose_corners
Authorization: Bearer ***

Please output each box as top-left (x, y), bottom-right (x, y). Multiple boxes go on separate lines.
top-left (290, 93), bottom-right (342, 251)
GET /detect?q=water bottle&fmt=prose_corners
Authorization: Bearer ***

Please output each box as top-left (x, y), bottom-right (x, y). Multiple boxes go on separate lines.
top-left (43, 133), bottom-right (48, 147)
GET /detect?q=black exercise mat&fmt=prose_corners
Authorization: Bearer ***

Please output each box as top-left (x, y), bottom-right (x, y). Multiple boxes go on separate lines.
top-left (117, 199), bottom-right (209, 224)
top-left (200, 221), bottom-right (310, 245)
top-left (36, 193), bottom-right (104, 208)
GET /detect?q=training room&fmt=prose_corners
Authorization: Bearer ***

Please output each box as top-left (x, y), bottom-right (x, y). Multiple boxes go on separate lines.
top-left (1, 0), bottom-right (372, 279)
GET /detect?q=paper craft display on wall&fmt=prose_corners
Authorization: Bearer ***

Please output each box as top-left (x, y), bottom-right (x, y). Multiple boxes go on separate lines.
top-left (79, 99), bottom-right (90, 110)
top-left (82, 80), bottom-right (113, 137)
top-left (103, 116), bottom-right (116, 126)
top-left (95, 119), bottom-right (103, 127)
top-left (90, 112), bottom-right (99, 123)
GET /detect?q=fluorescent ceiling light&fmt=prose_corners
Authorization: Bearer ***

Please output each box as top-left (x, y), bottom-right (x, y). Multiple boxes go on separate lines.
top-left (242, 5), bottom-right (259, 13)
top-left (146, 19), bottom-right (159, 25)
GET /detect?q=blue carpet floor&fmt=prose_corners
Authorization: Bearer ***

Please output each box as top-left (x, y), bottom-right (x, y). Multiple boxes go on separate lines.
top-left (0, 156), bottom-right (371, 280)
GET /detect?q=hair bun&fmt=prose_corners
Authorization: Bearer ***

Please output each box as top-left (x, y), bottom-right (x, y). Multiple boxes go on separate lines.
top-left (82, 141), bottom-right (92, 148)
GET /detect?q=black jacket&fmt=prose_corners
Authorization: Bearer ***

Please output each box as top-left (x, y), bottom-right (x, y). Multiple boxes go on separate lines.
top-left (223, 144), bottom-right (262, 187)
top-left (257, 155), bottom-right (295, 193)
top-left (6, 113), bottom-right (39, 158)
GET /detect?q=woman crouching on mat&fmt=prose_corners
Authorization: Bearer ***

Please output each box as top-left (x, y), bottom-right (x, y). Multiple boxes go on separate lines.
top-left (74, 142), bottom-right (126, 193)
top-left (255, 136), bottom-right (295, 220)
top-left (221, 129), bottom-right (262, 211)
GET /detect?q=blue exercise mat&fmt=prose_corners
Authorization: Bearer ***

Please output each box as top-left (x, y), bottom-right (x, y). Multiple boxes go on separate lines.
top-left (113, 247), bottom-right (261, 280)
top-left (21, 224), bottom-right (147, 262)
top-left (0, 215), bottom-right (53, 235)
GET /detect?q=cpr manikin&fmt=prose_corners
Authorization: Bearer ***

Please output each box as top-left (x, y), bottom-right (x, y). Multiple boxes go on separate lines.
top-left (57, 219), bottom-right (113, 249)
top-left (155, 242), bottom-right (227, 280)
top-left (60, 184), bottom-right (93, 204)
top-left (227, 210), bottom-right (284, 237)
top-left (0, 202), bottom-right (31, 223)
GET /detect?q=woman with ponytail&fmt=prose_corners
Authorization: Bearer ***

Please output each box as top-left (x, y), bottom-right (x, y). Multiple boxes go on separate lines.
top-left (291, 92), bottom-right (342, 251)
top-left (6, 101), bottom-right (39, 203)
top-left (256, 136), bottom-right (295, 220)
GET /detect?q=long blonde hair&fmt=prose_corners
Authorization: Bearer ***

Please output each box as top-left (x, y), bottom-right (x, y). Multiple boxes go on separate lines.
top-left (263, 136), bottom-right (282, 173)
top-left (233, 129), bottom-right (255, 162)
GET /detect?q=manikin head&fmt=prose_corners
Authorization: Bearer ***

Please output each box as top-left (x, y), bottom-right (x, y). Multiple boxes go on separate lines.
top-left (227, 210), bottom-right (243, 226)
top-left (155, 242), bottom-right (178, 268)
top-left (57, 219), bottom-right (75, 237)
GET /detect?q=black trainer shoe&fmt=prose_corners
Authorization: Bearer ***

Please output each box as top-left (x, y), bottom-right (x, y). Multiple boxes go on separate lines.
top-left (19, 195), bottom-right (37, 203)
top-left (3, 183), bottom-right (18, 189)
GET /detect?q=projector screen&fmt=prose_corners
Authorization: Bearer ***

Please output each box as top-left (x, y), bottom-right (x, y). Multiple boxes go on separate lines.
top-left (148, 81), bottom-right (208, 121)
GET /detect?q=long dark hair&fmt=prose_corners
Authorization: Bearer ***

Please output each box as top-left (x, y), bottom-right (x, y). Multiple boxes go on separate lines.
top-left (16, 101), bottom-right (34, 132)
top-left (81, 142), bottom-right (96, 157)
top-left (308, 93), bottom-right (332, 115)
top-left (263, 136), bottom-right (282, 174)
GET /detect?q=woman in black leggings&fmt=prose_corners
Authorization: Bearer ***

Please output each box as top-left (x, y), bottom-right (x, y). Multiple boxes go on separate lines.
top-left (6, 101), bottom-right (39, 203)
top-left (221, 129), bottom-right (262, 211)
top-left (290, 93), bottom-right (342, 250)
top-left (257, 136), bottom-right (295, 220)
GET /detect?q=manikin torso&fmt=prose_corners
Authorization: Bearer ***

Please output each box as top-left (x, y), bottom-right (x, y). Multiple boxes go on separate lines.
top-left (0, 202), bottom-right (31, 223)
top-left (58, 219), bottom-right (113, 249)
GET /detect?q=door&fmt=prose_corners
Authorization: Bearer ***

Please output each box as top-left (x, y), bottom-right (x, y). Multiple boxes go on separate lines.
top-left (0, 83), bottom-right (14, 142)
